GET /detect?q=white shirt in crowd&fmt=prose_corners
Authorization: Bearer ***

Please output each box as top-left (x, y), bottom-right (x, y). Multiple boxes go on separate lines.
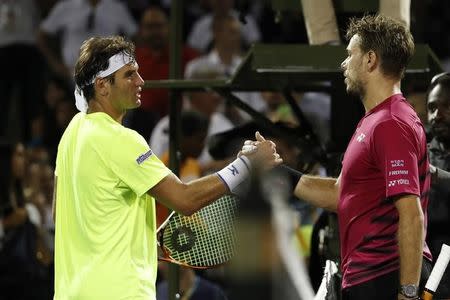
top-left (40, 0), bottom-right (137, 71)
top-left (0, 0), bottom-right (39, 47)
top-left (187, 10), bottom-right (261, 53)
top-left (149, 112), bottom-right (234, 167)
top-left (185, 50), bottom-right (267, 120)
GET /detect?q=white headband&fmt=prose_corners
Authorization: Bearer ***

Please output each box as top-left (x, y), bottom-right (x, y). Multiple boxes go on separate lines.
top-left (74, 52), bottom-right (134, 112)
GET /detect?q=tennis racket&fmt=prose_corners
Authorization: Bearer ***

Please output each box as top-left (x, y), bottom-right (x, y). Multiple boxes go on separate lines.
top-left (157, 194), bottom-right (239, 269)
top-left (422, 244), bottom-right (450, 300)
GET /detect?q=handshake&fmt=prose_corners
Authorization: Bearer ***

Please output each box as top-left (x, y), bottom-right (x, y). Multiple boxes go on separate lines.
top-left (238, 131), bottom-right (283, 170)
top-left (216, 131), bottom-right (289, 195)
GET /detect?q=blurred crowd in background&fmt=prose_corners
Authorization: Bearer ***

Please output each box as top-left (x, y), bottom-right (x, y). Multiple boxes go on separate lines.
top-left (1, 0), bottom-right (450, 299)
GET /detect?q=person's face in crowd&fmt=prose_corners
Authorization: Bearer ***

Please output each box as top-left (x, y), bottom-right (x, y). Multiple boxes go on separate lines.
top-left (11, 143), bottom-right (26, 180)
top-left (108, 63), bottom-right (144, 111)
top-left (189, 91), bottom-right (222, 117)
top-left (341, 34), bottom-right (366, 98)
top-left (427, 83), bottom-right (450, 145)
top-left (140, 8), bottom-right (169, 51)
top-left (181, 130), bottom-right (208, 159)
top-left (261, 92), bottom-right (284, 111)
top-left (210, 0), bottom-right (233, 13)
top-left (215, 18), bottom-right (241, 51)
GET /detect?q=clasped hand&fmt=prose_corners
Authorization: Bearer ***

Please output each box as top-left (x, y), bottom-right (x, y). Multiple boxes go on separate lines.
top-left (238, 131), bottom-right (283, 169)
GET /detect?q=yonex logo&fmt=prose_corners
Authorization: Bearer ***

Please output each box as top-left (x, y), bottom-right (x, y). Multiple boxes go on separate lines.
top-left (228, 165), bottom-right (239, 176)
top-left (136, 149), bottom-right (153, 165)
top-left (388, 179), bottom-right (410, 187)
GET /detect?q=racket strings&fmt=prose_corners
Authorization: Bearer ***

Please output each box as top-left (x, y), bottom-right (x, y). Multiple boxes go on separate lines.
top-left (162, 195), bottom-right (238, 267)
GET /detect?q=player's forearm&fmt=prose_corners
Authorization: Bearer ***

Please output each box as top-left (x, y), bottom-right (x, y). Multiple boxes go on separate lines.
top-left (294, 175), bottom-right (338, 211)
top-left (151, 173), bottom-right (228, 216)
top-left (397, 203), bottom-right (424, 286)
top-left (36, 30), bottom-right (62, 68)
top-left (181, 175), bottom-right (228, 215)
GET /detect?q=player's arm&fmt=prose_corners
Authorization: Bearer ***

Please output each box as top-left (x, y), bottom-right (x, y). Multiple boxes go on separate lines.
top-left (52, 176), bottom-right (57, 222)
top-left (36, 30), bottom-right (71, 78)
top-left (149, 134), bottom-right (282, 216)
top-left (149, 173), bottom-right (228, 216)
top-left (394, 194), bottom-right (424, 290)
top-left (294, 173), bottom-right (340, 212)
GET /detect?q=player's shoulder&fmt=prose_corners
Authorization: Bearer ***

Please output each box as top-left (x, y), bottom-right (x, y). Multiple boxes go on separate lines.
top-left (374, 95), bottom-right (417, 125)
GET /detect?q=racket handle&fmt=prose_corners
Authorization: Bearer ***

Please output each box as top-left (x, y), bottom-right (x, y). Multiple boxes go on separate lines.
top-left (421, 244), bottom-right (450, 299)
top-left (421, 290), bottom-right (433, 300)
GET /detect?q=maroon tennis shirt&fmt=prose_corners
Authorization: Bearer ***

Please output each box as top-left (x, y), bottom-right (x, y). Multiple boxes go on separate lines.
top-left (339, 94), bottom-right (432, 289)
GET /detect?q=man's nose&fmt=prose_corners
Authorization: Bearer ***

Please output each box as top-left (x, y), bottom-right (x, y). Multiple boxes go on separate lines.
top-left (136, 73), bottom-right (144, 86)
top-left (340, 60), bottom-right (347, 72)
top-left (430, 109), bottom-right (440, 123)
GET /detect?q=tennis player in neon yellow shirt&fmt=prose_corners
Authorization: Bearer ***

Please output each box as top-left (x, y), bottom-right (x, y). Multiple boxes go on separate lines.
top-left (53, 36), bottom-right (282, 299)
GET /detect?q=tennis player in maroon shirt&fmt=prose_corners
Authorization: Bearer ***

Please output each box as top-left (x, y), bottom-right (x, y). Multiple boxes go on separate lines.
top-left (293, 15), bottom-right (432, 300)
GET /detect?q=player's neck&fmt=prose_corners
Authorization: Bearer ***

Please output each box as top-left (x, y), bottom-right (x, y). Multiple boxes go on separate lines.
top-left (88, 99), bottom-right (125, 124)
top-left (363, 79), bottom-right (401, 112)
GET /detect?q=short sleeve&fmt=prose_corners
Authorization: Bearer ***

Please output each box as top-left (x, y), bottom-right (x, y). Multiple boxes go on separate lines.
top-left (109, 129), bottom-right (172, 197)
top-left (40, 1), bottom-right (67, 34)
top-left (372, 119), bottom-right (420, 198)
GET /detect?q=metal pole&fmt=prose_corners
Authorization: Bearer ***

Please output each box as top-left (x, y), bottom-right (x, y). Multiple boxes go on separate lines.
top-left (168, 0), bottom-right (183, 299)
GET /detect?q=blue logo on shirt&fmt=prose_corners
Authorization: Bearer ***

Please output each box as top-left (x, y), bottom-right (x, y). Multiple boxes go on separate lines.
top-left (136, 149), bottom-right (153, 165)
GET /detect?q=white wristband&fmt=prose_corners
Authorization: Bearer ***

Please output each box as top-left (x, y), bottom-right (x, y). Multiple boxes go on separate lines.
top-left (216, 156), bottom-right (251, 193)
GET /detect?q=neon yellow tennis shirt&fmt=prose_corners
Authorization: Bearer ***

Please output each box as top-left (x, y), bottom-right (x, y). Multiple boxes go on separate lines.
top-left (54, 112), bottom-right (172, 300)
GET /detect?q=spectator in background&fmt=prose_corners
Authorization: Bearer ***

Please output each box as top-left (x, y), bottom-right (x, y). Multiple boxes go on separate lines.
top-left (149, 69), bottom-right (234, 175)
top-left (261, 92), bottom-right (296, 124)
top-left (130, 5), bottom-right (198, 139)
top-left (185, 14), bottom-right (243, 78)
top-left (37, 0), bottom-right (137, 81)
top-left (29, 76), bottom-right (75, 163)
top-left (155, 110), bottom-right (209, 227)
top-left (0, 0), bottom-right (46, 142)
top-left (157, 263), bottom-right (228, 300)
top-left (187, 0), bottom-right (260, 53)
top-left (300, 0), bottom-right (410, 45)
top-left (0, 141), bottom-right (53, 300)
top-left (185, 14), bottom-right (266, 123)
top-left (0, 142), bottom-right (28, 244)
top-left (426, 72), bottom-right (450, 299)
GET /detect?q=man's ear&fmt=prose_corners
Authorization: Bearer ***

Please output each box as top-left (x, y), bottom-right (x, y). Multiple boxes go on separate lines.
top-left (95, 78), bottom-right (110, 97)
top-left (366, 50), bottom-right (378, 72)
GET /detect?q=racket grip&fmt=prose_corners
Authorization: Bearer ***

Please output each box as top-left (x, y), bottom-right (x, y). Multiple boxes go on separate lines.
top-left (422, 244), bottom-right (450, 298)
top-left (277, 164), bottom-right (304, 182)
top-left (421, 290), bottom-right (433, 300)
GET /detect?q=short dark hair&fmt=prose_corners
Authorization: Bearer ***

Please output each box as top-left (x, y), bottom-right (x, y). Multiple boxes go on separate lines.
top-left (74, 36), bottom-right (136, 101)
top-left (427, 72), bottom-right (450, 102)
top-left (180, 111), bottom-right (209, 137)
top-left (345, 14), bottom-right (414, 79)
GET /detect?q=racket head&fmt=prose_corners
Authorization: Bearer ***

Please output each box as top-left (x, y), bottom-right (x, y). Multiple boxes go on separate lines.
top-left (158, 194), bottom-right (238, 269)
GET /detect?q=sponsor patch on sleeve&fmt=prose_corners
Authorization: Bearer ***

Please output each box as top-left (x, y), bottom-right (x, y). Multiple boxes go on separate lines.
top-left (136, 149), bottom-right (153, 165)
